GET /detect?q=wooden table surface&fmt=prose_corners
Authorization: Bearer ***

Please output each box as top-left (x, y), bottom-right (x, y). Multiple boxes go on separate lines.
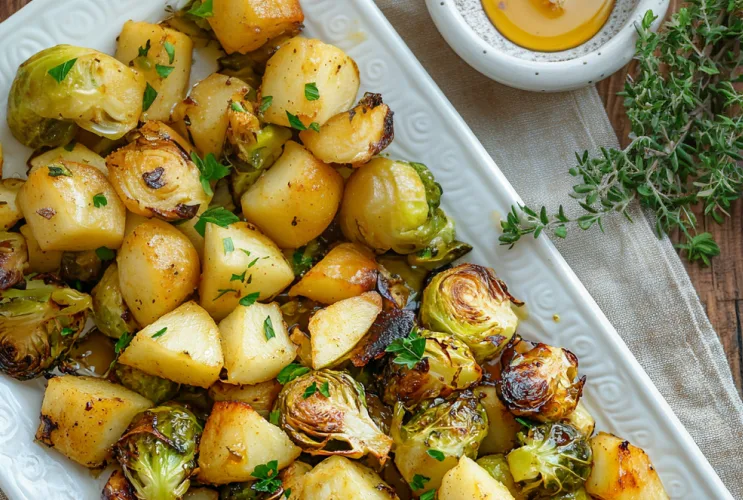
top-left (1, 0), bottom-right (740, 395)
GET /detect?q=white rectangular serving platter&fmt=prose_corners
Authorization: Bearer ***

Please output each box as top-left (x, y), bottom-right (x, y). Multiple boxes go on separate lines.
top-left (0, 1), bottom-right (732, 499)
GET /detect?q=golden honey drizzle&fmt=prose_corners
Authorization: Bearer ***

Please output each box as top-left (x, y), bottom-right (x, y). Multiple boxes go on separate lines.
top-left (483, 0), bottom-right (615, 52)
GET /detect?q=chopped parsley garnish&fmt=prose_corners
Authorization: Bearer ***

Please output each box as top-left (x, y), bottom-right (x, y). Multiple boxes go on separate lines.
top-left (231, 271), bottom-right (247, 282)
top-left (215, 289), bottom-right (238, 301)
top-left (142, 82), bottom-right (158, 111)
top-left (95, 247), bottom-right (115, 261)
top-left (239, 292), bottom-right (260, 306)
top-left (319, 381), bottom-right (330, 397)
top-left (223, 237), bottom-right (234, 254)
top-left (60, 327), bottom-right (75, 337)
top-left (187, 0), bottom-right (214, 18)
top-left (248, 257), bottom-right (260, 268)
top-left (420, 491), bottom-right (436, 500)
top-left (63, 141), bottom-right (76, 152)
top-left (48, 58), bottom-right (77, 83)
top-left (151, 327), bottom-right (168, 339)
top-left (48, 164), bottom-right (72, 177)
top-left (277, 363), bottom-right (310, 384)
top-left (93, 193), bottom-right (107, 208)
top-left (259, 95), bottom-right (273, 113)
top-left (138, 39), bottom-right (152, 57)
top-left (231, 101), bottom-right (246, 113)
top-left (114, 333), bottom-right (133, 355)
top-left (411, 474), bottom-right (430, 491)
top-left (304, 82), bottom-right (319, 101)
top-left (269, 410), bottom-right (280, 425)
top-left (164, 41), bottom-right (176, 64)
top-left (308, 122), bottom-right (321, 132)
top-left (303, 382), bottom-right (318, 398)
top-left (191, 151), bottom-right (231, 196)
top-left (426, 449), bottom-right (445, 461)
top-left (194, 207), bottom-right (240, 237)
top-left (286, 111), bottom-right (307, 131)
top-left (250, 460), bottom-right (281, 494)
top-left (155, 64), bottom-right (175, 78)
top-left (385, 327), bottom-right (426, 369)
top-left (264, 316), bottom-right (275, 340)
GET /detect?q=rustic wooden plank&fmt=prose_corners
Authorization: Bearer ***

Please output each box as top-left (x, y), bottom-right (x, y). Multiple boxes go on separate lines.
top-left (1, 0), bottom-right (740, 393)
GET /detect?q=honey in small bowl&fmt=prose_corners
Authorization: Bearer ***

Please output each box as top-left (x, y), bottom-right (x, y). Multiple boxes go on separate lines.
top-left (483, 0), bottom-right (615, 52)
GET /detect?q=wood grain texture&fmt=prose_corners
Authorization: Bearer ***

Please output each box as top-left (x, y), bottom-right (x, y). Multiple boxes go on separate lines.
top-left (1, 0), bottom-right (740, 394)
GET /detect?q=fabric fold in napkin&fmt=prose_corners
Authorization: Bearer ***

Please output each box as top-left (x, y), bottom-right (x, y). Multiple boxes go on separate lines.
top-left (374, 0), bottom-right (743, 498)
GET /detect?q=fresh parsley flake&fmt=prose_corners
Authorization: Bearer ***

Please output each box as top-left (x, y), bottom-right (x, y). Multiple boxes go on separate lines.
top-left (95, 247), bottom-right (115, 261)
top-left (319, 381), bottom-right (330, 397)
top-left (286, 111), bottom-right (307, 131)
top-left (231, 101), bottom-right (246, 113)
top-left (385, 327), bottom-right (426, 369)
top-left (292, 247), bottom-right (314, 276)
top-left (426, 449), bottom-right (445, 461)
top-left (277, 363), bottom-right (310, 384)
top-left (420, 491), bottom-right (436, 500)
top-left (156, 64), bottom-right (175, 78)
top-left (194, 207), bottom-right (240, 237)
top-left (48, 58), bottom-right (78, 83)
top-left (259, 95), bottom-right (273, 113)
top-left (263, 316), bottom-right (275, 340)
top-left (231, 271), bottom-right (247, 282)
top-left (515, 417), bottom-right (533, 428)
top-left (60, 327), bottom-right (75, 337)
top-left (284, 489), bottom-right (292, 499)
top-left (411, 474), bottom-right (430, 491)
top-left (142, 82), bottom-right (158, 111)
top-left (304, 82), bottom-right (319, 101)
top-left (138, 39), bottom-right (152, 57)
top-left (240, 249), bottom-right (251, 257)
top-left (48, 164), bottom-right (72, 177)
top-left (303, 382), bottom-right (318, 398)
top-left (188, 0), bottom-right (214, 18)
top-left (191, 152), bottom-right (231, 196)
top-left (63, 141), bottom-right (76, 152)
top-left (250, 460), bottom-right (281, 494)
top-left (93, 193), bottom-right (107, 208)
top-left (223, 237), bottom-right (234, 254)
top-left (215, 288), bottom-right (238, 301)
top-left (239, 292), bottom-right (260, 306)
top-left (164, 41), bottom-right (176, 64)
top-left (308, 122), bottom-right (320, 132)
top-left (114, 333), bottom-right (133, 355)
top-left (151, 327), bottom-right (168, 339)
top-left (269, 410), bottom-right (280, 425)
top-left (248, 257), bottom-right (259, 268)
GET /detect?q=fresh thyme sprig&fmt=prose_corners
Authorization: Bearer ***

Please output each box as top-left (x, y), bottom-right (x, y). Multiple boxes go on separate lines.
top-left (500, 2), bottom-right (743, 265)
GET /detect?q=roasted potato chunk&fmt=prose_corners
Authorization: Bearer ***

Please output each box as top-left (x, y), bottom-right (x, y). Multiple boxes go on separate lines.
top-left (17, 161), bottom-right (126, 251)
top-left (35, 376), bottom-right (152, 468)
top-left (585, 432), bottom-right (669, 499)
top-left (0, 178), bottom-right (24, 230)
top-left (262, 37), bottom-right (360, 128)
top-left (241, 141), bottom-right (344, 248)
top-left (475, 385), bottom-right (521, 455)
top-left (300, 456), bottom-right (398, 500)
top-left (117, 219), bottom-right (200, 325)
top-left (208, 0), bottom-right (304, 54)
top-left (439, 456), bottom-right (515, 500)
top-left (208, 380), bottom-right (282, 418)
top-left (116, 21), bottom-right (193, 122)
top-left (107, 122), bottom-right (210, 221)
top-left (198, 401), bottom-right (301, 484)
top-left (29, 142), bottom-right (108, 175)
top-left (20, 224), bottom-right (62, 273)
top-left (300, 93), bottom-right (394, 166)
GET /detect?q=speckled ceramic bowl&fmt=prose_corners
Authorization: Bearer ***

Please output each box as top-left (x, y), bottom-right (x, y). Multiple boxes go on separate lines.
top-left (426, 0), bottom-right (669, 92)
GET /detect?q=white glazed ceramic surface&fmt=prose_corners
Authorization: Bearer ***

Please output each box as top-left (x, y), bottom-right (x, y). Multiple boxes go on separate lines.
top-left (427, 0), bottom-right (670, 91)
top-left (0, 1), bottom-right (732, 499)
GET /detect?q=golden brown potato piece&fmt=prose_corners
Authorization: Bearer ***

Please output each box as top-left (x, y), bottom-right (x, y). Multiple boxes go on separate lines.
top-left (241, 141), bottom-right (344, 248)
top-left (17, 161), bottom-right (126, 251)
top-left (107, 122), bottom-right (210, 221)
top-left (35, 376), bottom-right (152, 468)
top-left (208, 0), bottom-right (304, 54)
top-left (0, 178), bottom-right (25, 230)
top-left (439, 456), bottom-right (515, 500)
top-left (115, 21), bottom-right (193, 122)
top-left (20, 224), bottom-right (62, 273)
top-left (300, 93), bottom-right (394, 166)
top-left (208, 380), bottom-right (282, 418)
top-left (118, 301), bottom-right (224, 388)
top-left (29, 142), bottom-right (108, 175)
top-left (198, 401), bottom-right (301, 484)
top-left (475, 385), bottom-right (521, 455)
top-left (289, 242), bottom-right (378, 304)
top-left (117, 219), bottom-right (200, 325)
top-left (172, 74), bottom-right (252, 158)
top-left (300, 456), bottom-right (398, 500)
top-left (262, 37), bottom-right (360, 128)
top-left (585, 432), bottom-right (669, 500)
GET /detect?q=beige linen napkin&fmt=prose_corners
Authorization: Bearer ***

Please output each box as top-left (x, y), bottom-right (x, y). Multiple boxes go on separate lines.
top-left (373, 0), bottom-right (743, 497)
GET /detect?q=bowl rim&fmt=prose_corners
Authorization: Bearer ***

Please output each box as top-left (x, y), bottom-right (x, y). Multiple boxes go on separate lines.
top-left (425, 0), bottom-right (671, 92)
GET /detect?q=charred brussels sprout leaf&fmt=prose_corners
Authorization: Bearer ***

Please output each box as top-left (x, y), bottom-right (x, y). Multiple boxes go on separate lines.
top-left (391, 391), bottom-right (488, 490)
top-left (0, 275), bottom-right (91, 380)
top-left (112, 363), bottom-right (180, 404)
top-left (499, 336), bottom-right (586, 422)
top-left (506, 422), bottom-right (592, 496)
top-left (114, 405), bottom-right (203, 500)
top-left (7, 45), bottom-right (145, 149)
top-left (275, 369), bottom-right (393, 462)
top-left (420, 263), bottom-right (523, 363)
top-left (0, 232), bottom-right (28, 291)
top-left (91, 263), bottom-right (139, 339)
top-left (339, 158), bottom-right (467, 257)
top-left (383, 329), bottom-right (482, 406)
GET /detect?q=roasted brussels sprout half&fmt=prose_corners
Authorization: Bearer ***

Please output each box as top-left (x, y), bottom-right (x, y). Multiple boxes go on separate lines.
top-left (107, 121), bottom-right (211, 220)
top-left (0, 232), bottom-right (28, 291)
top-left (477, 454), bottom-right (524, 499)
top-left (0, 275), bottom-right (91, 380)
top-left (420, 264), bottom-right (522, 363)
top-left (499, 336), bottom-right (586, 422)
top-left (339, 158), bottom-right (469, 264)
top-left (382, 329), bottom-right (482, 406)
top-left (7, 45), bottom-right (145, 149)
top-left (115, 405), bottom-right (203, 500)
top-left (91, 263), bottom-right (139, 339)
top-left (228, 124), bottom-right (292, 202)
top-left (60, 250), bottom-right (103, 285)
top-left (506, 422), bottom-right (592, 496)
top-left (275, 369), bottom-right (393, 462)
top-left (111, 363), bottom-right (180, 404)
top-left (390, 390), bottom-right (488, 491)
